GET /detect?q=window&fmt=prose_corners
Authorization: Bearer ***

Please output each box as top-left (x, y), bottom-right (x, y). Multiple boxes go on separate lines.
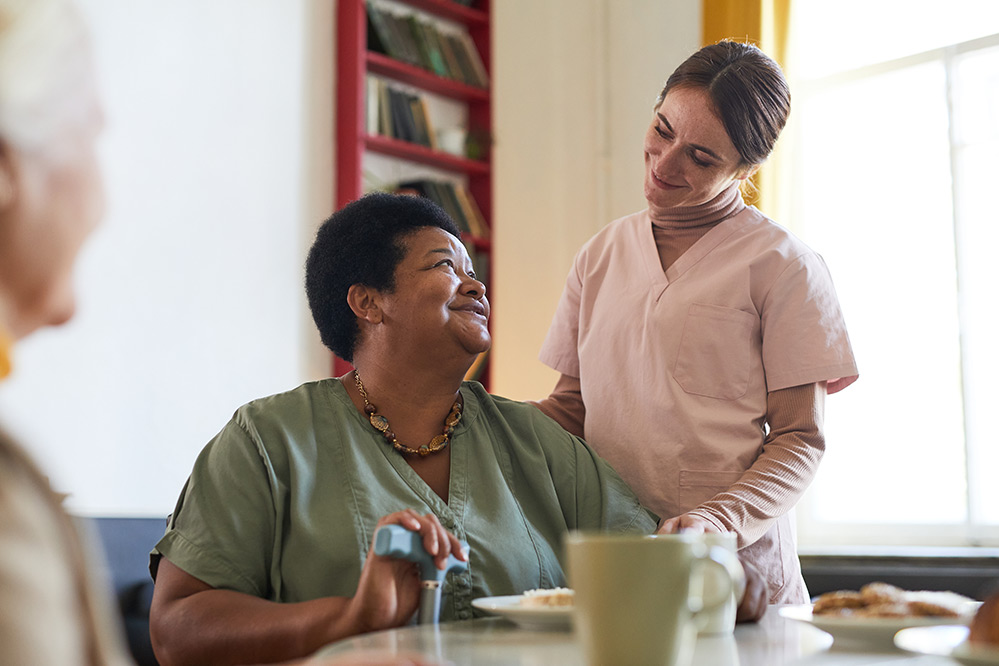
top-left (786, 2), bottom-right (999, 548)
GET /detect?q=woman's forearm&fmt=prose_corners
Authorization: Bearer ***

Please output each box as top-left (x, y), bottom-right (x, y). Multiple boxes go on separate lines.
top-left (531, 373), bottom-right (586, 437)
top-left (150, 558), bottom-right (359, 666)
top-left (687, 382), bottom-right (826, 547)
top-left (152, 587), bottom-right (357, 666)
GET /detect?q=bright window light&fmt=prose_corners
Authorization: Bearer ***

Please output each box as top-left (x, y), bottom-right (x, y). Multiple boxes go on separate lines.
top-left (787, 3), bottom-right (999, 547)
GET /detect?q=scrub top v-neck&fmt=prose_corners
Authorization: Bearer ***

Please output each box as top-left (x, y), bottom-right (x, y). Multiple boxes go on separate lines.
top-left (540, 204), bottom-right (858, 602)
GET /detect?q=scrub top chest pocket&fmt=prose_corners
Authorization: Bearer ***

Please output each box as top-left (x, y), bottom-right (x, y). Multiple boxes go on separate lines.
top-left (673, 303), bottom-right (757, 400)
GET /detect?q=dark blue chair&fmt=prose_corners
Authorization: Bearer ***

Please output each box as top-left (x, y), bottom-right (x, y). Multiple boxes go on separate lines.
top-left (90, 516), bottom-right (166, 666)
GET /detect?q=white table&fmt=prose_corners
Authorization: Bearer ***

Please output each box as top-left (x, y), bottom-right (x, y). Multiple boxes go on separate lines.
top-left (310, 605), bottom-right (963, 665)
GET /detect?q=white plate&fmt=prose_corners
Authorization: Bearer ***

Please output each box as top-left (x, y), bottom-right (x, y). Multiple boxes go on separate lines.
top-left (895, 625), bottom-right (999, 665)
top-left (471, 595), bottom-right (572, 631)
top-left (779, 604), bottom-right (978, 648)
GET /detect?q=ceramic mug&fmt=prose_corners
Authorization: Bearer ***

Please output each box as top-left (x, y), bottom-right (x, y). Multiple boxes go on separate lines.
top-left (566, 532), bottom-right (744, 666)
top-left (694, 532), bottom-right (743, 635)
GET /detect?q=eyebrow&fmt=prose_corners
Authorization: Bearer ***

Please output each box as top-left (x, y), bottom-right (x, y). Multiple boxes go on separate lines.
top-left (657, 113), bottom-right (723, 161)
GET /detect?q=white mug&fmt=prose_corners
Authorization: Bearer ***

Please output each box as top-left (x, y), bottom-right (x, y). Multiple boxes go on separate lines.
top-left (566, 532), bottom-right (744, 666)
top-left (694, 532), bottom-right (742, 635)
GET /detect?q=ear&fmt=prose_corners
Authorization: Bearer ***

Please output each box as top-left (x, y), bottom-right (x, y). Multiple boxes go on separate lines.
top-left (346, 283), bottom-right (384, 324)
top-left (736, 164), bottom-right (760, 182)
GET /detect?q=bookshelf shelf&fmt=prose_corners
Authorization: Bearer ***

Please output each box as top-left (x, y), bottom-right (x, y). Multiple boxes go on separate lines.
top-left (336, 0), bottom-right (493, 386)
top-left (364, 133), bottom-right (490, 175)
top-left (402, 0), bottom-right (487, 26)
top-left (366, 52), bottom-right (489, 102)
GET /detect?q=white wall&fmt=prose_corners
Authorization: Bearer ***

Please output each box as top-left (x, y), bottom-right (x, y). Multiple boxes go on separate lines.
top-left (491, 0), bottom-right (700, 399)
top-left (0, 0), bottom-right (334, 516)
top-left (0, 0), bottom-right (698, 517)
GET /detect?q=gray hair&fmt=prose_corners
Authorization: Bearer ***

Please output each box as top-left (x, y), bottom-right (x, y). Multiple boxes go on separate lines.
top-left (0, 0), bottom-right (96, 160)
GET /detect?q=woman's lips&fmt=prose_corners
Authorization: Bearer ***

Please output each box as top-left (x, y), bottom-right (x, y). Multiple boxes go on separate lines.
top-left (650, 170), bottom-right (683, 190)
top-left (454, 302), bottom-right (487, 318)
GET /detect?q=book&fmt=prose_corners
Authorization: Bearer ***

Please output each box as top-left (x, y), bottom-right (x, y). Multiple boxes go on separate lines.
top-left (377, 79), bottom-right (393, 137)
top-left (366, 3), bottom-right (402, 61)
top-left (420, 19), bottom-right (451, 78)
top-left (436, 31), bottom-right (471, 85)
top-left (451, 31), bottom-right (489, 88)
top-left (415, 96), bottom-right (437, 149)
top-left (384, 9), bottom-right (423, 67)
top-left (397, 179), bottom-right (471, 233)
top-left (406, 94), bottom-right (433, 148)
top-left (453, 183), bottom-right (488, 237)
top-left (387, 87), bottom-right (413, 141)
top-left (366, 77), bottom-right (380, 135)
top-left (372, 83), bottom-right (439, 149)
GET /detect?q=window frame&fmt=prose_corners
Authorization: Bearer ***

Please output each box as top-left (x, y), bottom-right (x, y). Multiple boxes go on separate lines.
top-left (787, 31), bottom-right (999, 551)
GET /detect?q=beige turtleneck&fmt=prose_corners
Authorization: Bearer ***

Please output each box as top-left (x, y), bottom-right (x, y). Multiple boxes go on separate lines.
top-left (650, 182), bottom-right (745, 272)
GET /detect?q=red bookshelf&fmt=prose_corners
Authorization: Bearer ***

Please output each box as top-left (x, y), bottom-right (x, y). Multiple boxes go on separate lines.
top-left (335, 0), bottom-right (492, 386)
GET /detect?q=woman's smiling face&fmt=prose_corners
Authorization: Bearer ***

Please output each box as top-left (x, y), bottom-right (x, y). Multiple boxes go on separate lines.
top-left (642, 86), bottom-right (750, 213)
top-left (379, 226), bottom-right (490, 359)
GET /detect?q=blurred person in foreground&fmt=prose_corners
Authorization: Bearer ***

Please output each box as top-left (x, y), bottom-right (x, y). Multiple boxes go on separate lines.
top-left (149, 192), bottom-right (766, 666)
top-left (0, 0), bottom-right (130, 663)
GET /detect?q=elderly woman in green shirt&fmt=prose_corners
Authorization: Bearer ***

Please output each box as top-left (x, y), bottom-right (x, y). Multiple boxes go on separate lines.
top-left (149, 193), bottom-right (663, 665)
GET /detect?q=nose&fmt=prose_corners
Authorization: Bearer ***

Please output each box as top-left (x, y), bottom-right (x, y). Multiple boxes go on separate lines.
top-left (651, 142), bottom-right (682, 176)
top-left (462, 272), bottom-right (486, 298)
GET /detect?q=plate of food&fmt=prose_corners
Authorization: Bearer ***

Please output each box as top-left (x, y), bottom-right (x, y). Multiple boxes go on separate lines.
top-left (472, 588), bottom-right (574, 631)
top-left (779, 582), bottom-right (980, 648)
top-left (894, 625), bottom-right (999, 665)
top-left (895, 590), bottom-right (999, 665)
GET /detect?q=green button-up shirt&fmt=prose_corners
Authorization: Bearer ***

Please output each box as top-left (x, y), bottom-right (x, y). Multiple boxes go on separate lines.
top-left (152, 380), bottom-right (657, 621)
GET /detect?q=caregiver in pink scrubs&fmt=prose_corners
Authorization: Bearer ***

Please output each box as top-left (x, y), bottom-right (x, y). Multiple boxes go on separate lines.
top-left (536, 40), bottom-right (859, 604)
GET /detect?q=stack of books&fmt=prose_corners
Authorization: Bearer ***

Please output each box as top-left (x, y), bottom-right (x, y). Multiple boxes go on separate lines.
top-left (366, 79), bottom-right (438, 149)
top-left (396, 179), bottom-right (489, 239)
top-left (367, 2), bottom-right (489, 88)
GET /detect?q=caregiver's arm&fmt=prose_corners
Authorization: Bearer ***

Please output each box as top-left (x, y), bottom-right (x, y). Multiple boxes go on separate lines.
top-left (661, 382), bottom-right (825, 546)
top-left (532, 373), bottom-right (586, 438)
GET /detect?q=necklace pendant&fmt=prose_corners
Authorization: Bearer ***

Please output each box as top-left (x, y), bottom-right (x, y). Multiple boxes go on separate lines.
top-left (369, 414), bottom-right (391, 432)
top-left (354, 371), bottom-right (461, 457)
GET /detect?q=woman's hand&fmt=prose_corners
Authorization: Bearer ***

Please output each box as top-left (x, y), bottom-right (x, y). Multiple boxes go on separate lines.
top-left (735, 557), bottom-right (768, 623)
top-left (656, 513), bottom-right (721, 535)
top-left (348, 509), bottom-right (468, 633)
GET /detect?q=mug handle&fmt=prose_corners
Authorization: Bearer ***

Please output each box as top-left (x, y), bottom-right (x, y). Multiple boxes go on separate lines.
top-left (689, 545), bottom-right (746, 617)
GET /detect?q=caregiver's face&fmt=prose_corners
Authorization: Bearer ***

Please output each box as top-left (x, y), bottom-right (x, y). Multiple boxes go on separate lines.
top-left (643, 86), bottom-right (748, 212)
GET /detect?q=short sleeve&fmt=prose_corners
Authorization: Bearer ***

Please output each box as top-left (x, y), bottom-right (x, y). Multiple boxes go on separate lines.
top-left (152, 414), bottom-right (277, 597)
top-left (539, 257), bottom-right (583, 377)
top-left (761, 252), bottom-right (859, 391)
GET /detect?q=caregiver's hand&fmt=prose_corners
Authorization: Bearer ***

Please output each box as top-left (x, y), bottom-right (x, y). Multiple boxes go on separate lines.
top-left (736, 557), bottom-right (768, 623)
top-left (656, 514), bottom-right (721, 535)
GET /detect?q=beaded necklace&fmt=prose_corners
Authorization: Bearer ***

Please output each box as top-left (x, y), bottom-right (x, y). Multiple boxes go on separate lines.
top-left (353, 370), bottom-right (462, 457)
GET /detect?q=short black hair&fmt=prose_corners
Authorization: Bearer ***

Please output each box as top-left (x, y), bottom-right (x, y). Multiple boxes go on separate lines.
top-left (305, 192), bottom-right (462, 362)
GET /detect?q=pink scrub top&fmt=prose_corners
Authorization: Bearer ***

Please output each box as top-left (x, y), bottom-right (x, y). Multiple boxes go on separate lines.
top-left (540, 206), bottom-right (858, 603)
